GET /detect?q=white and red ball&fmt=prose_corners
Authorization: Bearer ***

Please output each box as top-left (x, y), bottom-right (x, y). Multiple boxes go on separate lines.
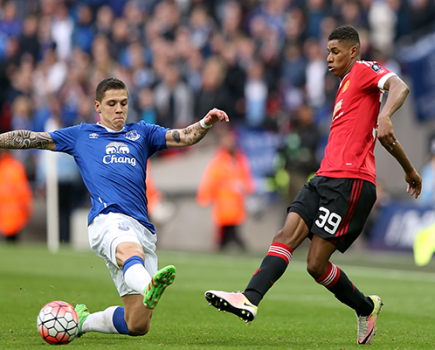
top-left (37, 301), bottom-right (79, 345)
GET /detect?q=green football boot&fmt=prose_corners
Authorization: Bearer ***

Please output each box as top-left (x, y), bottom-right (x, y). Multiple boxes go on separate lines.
top-left (143, 265), bottom-right (176, 309)
top-left (75, 304), bottom-right (90, 337)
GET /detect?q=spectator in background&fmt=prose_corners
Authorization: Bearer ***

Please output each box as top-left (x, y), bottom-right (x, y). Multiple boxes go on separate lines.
top-left (72, 4), bottom-right (94, 54)
top-left (137, 87), bottom-right (157, 124)
top-left (387, 0), bottom-right (411, 44)
top-left (340, 0), bottom-right (364, 29)
top-left (33, 46), bottom-right (68, 99)
top-left (93, 5), bottom-right (114, 37)
top-left (304, 38), bottom-right (326, 111)
top-left (189, 5), bottom-right (214, 54)
top-left (195, 55), bottom-right (230, 121)
top-left (368, 0), bottom-right (397, 57)
top-left (11, 94), bottom-right (33, 131)
top-left (221, 43), bottom-right (246, 123)
top-left (184, 48), bottom-right (203, 94)
top-left (408, 0), bottom-right (435, 39)
top-left (0, 1), bottom-right (21, 39)
top-left (280, 42), bottom-right (307, 113)
top-left (284, 103), bottom-right (320, 200)
top-left (122, 0), bottom-right (145, 42)
top-left (245, 60), bottom-right (268, 127)
top-left (219, 1), bottom-right (243, 41)
top-left (17, 14), bottom-right (39, 61)
top-left (91, 34), bottom-right (115, 77)
top-left (50, 2), bottom-right (73, 61)
top-left (0, 148), bottom-right (33, 242)
top-left (109, 17), bottom-right (130, 61)
top-left (305, 0), bottom-right (327, 39)
top-left (284, 7), bottom-right (306, 43)
top-left (197, 128), bottom-right (255, 251)
top-left (10, 94), bottom-right (35, 172)
top-left (154, 64), bottom-right (194, 129)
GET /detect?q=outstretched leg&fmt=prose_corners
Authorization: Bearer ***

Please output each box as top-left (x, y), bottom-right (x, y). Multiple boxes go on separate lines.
top-left (78, 242), bottom-right (176, 337)
top-left (205, 212), bottom-right (309, 321)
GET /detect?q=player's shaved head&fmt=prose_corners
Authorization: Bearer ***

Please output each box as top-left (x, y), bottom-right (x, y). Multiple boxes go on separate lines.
top-left (95, 77), bottom-right (128, 102)
top-left (328, 25), bottom-right (360, 49)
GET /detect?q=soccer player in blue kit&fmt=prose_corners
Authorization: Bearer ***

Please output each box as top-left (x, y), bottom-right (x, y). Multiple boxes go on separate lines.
top-left (0, 78), bottom-right (229, 337)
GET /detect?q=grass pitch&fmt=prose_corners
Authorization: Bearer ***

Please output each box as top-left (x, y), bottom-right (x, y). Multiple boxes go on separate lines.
top-left (1, 244), bottom-right (435, 349)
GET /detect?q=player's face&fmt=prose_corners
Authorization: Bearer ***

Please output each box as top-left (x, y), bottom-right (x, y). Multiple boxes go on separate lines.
top-left (95, 89), bottom-right (129, 131)
top-left (327, 39), bottom-right (357, 79)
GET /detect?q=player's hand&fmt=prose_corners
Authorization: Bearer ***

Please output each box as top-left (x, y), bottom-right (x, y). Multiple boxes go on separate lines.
top-left (202, 108), bottom-right (230, 126)
top-left (405, 169), bottom-right (422, 199)
top-left (377, 116), bottom-right (396, 151)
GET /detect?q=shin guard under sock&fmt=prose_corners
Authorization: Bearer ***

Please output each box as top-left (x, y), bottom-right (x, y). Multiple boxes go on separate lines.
top-left (244, 242), bottom-right (292, 305)
top-left (316, 262), bottom-right (374, 316)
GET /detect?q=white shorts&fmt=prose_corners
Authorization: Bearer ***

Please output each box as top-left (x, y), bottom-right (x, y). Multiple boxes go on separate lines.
top-left (88, 212), bottom-right (158, 297)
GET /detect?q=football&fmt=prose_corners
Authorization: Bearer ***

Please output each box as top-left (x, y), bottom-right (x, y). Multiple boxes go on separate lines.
top-left (37, 301), bottom-right (79, 345)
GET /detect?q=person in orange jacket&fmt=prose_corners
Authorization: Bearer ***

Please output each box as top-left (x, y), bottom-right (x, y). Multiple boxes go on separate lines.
top-left (145, 160), bottom-right (175, 226)
top-left (146, 160), bottom-right (163, 216)
top-left (197, 128), bottom-right (255, 251)
top-left (0, 149), bottom-right (33, 242)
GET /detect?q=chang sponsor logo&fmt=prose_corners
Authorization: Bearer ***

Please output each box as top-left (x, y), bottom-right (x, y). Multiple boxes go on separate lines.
top-left (103, 142), bottom-right (137, 166)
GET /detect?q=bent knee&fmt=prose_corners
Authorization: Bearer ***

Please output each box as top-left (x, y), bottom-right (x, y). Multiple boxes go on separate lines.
top-left (306, 259), bottom-right (328, 280)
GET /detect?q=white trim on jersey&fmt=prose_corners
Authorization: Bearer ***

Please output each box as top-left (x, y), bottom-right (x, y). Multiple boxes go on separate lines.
top-left (357, 60), bottom-right (371, 67)
top-left (96, 122), bottom-right (125, 133)
top-left (378, 72), bottom-right (397, 91)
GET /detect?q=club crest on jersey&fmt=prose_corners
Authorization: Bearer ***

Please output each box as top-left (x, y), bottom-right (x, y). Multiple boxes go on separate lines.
top-left (89, 133), bottom-right (98, 139)
top-left (103, 142), bottom-right (137, 166)
top-left (371, 63), bottom-right (385, 74)
top-left (342, 80), bottom-right (350, 93)
top-left (125, 130), bottom-right (140, 141)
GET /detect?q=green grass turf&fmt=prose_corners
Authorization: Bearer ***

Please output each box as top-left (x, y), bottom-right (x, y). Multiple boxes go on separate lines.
top-left (1, 244), bottom-right (435, 349)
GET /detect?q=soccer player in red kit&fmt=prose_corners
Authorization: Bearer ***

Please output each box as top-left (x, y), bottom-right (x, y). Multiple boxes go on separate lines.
top-left (204, 26), bottom-right (422, 345)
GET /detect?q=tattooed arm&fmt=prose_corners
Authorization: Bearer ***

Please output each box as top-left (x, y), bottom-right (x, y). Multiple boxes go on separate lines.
top-left (0, 130), bottom-right (56, 150)
top-left (165, 108), bottom-right (229, 148)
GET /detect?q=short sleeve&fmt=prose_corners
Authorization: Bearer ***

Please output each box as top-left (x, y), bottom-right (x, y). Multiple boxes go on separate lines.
top-left (138, 121), bottom-right (168, 156)
top-left (49, 125), bottom-right (81, 155)
top-left (356, 61), bottom-right (396, 92)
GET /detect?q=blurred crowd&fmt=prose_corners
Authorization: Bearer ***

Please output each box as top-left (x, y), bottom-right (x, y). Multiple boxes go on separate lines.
top-left (1, 0), bottom-right (435, 184)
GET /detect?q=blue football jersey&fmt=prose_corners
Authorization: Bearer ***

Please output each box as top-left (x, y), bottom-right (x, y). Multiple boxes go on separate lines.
top-left (49, 121), bottom-right (168, 234)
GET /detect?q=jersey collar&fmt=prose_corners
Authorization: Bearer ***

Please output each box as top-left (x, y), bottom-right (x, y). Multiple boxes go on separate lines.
top-left (96, 122), bottom-right (125, 133)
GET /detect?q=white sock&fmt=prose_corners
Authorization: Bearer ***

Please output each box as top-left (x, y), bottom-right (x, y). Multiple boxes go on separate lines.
top-left (82, 306), bottom-right (118, 334)
top-left (124, 264), bottom-right (152, 294)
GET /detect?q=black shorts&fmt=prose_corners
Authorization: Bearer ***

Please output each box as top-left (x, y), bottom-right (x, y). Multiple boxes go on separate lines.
top-left (288, 176), bottom-right (376, 253)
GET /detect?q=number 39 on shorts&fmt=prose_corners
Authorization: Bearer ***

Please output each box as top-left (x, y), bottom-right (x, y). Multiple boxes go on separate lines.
top-left (315, 207), bottom-right (342, 234)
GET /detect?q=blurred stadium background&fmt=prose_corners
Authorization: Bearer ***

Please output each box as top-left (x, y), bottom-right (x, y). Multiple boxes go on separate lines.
top-left (1, 0), bottom-right (435, 256)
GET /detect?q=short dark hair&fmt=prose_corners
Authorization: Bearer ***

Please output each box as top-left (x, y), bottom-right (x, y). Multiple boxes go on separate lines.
top-left (95, 77), bottom-right (128, 102)
top-left (328, 25), bottom-right (360, 47)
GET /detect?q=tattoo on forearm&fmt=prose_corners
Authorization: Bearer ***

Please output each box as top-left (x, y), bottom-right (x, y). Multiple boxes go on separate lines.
top-left (0, 130), bottom-right (52, 149)
top-left (169, 122), bottom-right (208, 146)
top-left (183, 122), bottom-right (207, 145)
top-left (172, 130), bottom-right (181, 143)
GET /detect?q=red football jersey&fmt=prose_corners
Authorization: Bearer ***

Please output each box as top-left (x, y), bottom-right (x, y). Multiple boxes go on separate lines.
top-left (316, 61), bottom-right (396, 185)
